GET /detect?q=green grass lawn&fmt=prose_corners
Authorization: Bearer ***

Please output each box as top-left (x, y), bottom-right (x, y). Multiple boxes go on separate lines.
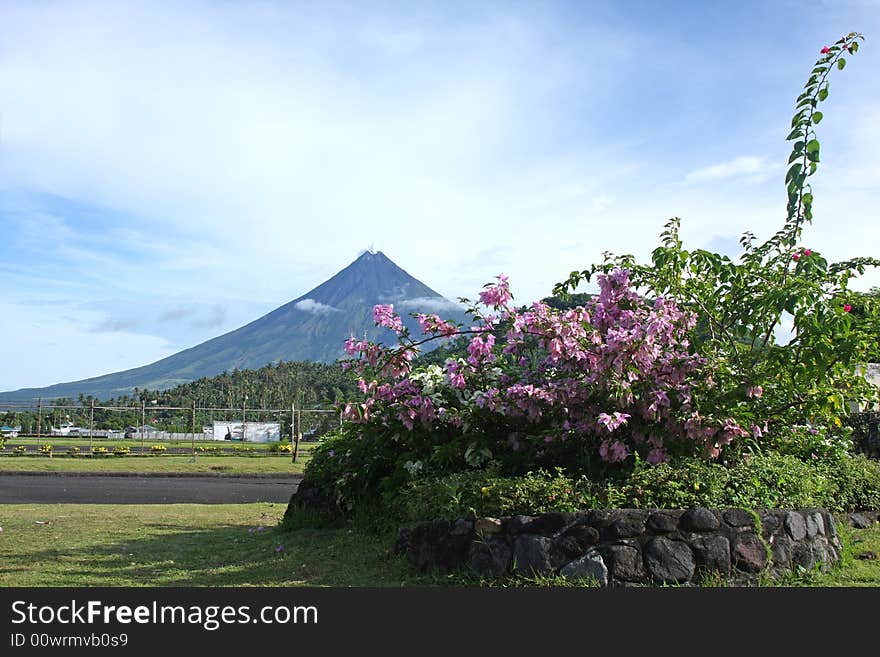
top-left (0, 504), bottom-right (876, 587)
top-left (0, 504), bottom-right (415, 586)
top-left (0, 456), bottom-right (306, 474)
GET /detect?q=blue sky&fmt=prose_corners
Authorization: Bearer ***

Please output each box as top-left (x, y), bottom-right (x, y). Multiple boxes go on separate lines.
top-left (1, 0), bottom-right (879, 391)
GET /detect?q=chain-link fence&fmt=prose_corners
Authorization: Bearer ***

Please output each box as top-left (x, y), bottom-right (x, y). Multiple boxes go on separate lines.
top-left (0, 400), bottom-right (341, 461)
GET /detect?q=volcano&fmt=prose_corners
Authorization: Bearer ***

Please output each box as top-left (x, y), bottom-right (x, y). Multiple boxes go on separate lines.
top-left (0, 251), bottom-right (467, 401)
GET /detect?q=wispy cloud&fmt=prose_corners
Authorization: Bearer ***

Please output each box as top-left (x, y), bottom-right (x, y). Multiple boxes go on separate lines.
top-left (397, 297), bottom-right (465, 313)
top-left (158, 306), bottom-right (196, 322)
top-left (294, 299), bottom-right (340, 315)
top-left (685, 156), bottom-right (782, 184)
top-left (191, 304), bottom-right (227, 329)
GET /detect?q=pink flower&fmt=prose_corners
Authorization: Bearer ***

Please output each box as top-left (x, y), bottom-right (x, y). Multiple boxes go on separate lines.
top-left (416, 314), bottom-right (458, 337)
top-left (820, 46), bottom-right (830, 54)
top-left (843, 304), bottom-right (852, 313)
top-left (478, 275), bottom-right (512, 308)
top-left (597, 412), bottom-right (630, 432)
top-left (467, 334), bottom-right (496, 367)
top-left (445, 360), bottom-right (467, 389)
top-left (746, 385), bottom-right (763, 399)
top-left (802, 248), bottom-right (812, 256)
top-left (372, 304), bottom-right (404, 334)
top-left (792, 253), bottom-right (800, 261)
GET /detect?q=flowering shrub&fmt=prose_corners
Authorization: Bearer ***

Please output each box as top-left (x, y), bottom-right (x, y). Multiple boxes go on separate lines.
top-left (13, 445), bottom-right (26, 455)
top-left (233, 445), bottom-right (256, 454)
top-left (270, 443), bottom-right (293, 453)
top-left (67, 446), bottom-right (80, 456)
top-left (299, 32), bottom-right (876, 518)
top-left (92, 446), bottom-right (109, 456)
top-left (150, 444), bottom-right (167, 454)
top-left (343, 269), bottom-right (748, 469)
top-left (39, 444), bottom-right (53, 455)
top-left (113, 446), bottom-right (130, 456)
top-left (305, 267), bottom-right (756, 514)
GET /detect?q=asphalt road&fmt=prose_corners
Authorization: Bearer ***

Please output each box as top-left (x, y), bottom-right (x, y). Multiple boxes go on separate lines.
top-left (0, 473), bottom-right (302, 504)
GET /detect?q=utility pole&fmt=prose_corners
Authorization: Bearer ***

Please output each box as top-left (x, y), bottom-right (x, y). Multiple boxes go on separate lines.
top-left (290, 402), bottom-right (299, 463)
top-left (191, 399), bottom-right (196, 461)
top-left (141, 399), bottom-right (146, 453)
top-left (295, 404), bottom-right (302, 463)
top-left (37, 398), bottom-right (43, 443)
top-left (89, 399), bottom-right (94, 451)
top-left (242, 397), bottom-right (247, 443)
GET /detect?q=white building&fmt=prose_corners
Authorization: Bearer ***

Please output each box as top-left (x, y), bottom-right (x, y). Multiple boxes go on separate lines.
top-left (211, 421), bottom-right (281, 443)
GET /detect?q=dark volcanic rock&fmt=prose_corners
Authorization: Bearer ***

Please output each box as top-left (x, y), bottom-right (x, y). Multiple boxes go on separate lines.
top-left (733, 534), bottom-right (768, 573)
top-left (784, 512), bottom-right (807, 541)
top-left (646, 511), bottom-right (679, 533)
top-left (512, 535), bottom-right (554, 576)
top-left (849, 513), bottom-right (873, 529)
top-left (560, 524), bottom-right (601, 553)
top-left (560, 549), bottom-right (608, 586)
top-left (645, 538), bottom-right (696, 584)
top-left (689, 535), bottom-right (731, 575)
top-left (680, 508), bottom-right (720, 532)
top-left (467, 537), bottom-right (512, 578)
top-left (603, 544), bottom-right (646, 583)
top-left (723, 509), bottom-right (755, 528)
top-left (521, 513), bottom-right (574, 535)
top-left (407, 521), bottom-right (471, 573)
top-left (607, 511), bottom-right (647, 539)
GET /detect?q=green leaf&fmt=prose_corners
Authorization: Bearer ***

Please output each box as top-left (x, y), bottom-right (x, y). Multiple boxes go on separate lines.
top-left (806, 139), bottom-right (820, 153)
top-left (837, 58), bottom-right (846, 70)
top-left (786, 163), bottom-right (802, 183)
top-left (812, 111), bottom-right (823, 124)
top-left (807, 150), bottom-right (820, 163)
top-left (851, 42), bottom-right (859, 53)
top-left (786, 128), bottom-right (803, 141)
top-left (818, 87), bottom-right (829, 101)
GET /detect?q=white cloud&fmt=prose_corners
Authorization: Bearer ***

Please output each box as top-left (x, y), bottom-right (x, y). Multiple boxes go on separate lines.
top-left (397, 297), bottom-right (465, 313)
top-left (685, 156), bottom-right (782, 183)
top-left (294, 299), bottom-right (340, 315)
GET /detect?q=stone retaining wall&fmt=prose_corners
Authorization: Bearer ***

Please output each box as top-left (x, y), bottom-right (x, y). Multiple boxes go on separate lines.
top-left (396, 508), bottom-right (841, 586)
